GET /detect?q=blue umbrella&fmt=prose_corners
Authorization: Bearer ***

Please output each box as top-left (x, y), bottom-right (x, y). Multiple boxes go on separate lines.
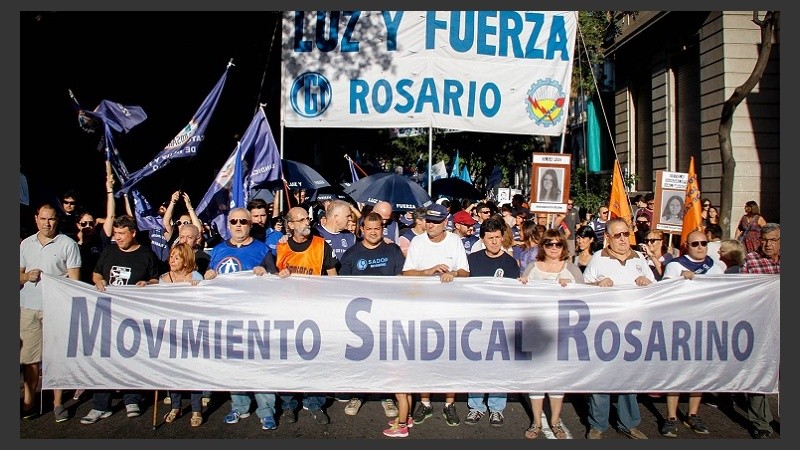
top-left (281, 159), bottom-right (331, 190)
top-left (344, 173), bottom-right (432, 212)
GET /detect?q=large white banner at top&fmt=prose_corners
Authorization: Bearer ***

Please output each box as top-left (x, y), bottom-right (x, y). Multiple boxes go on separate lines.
top-left (281, 11), bottom-right (577, 135)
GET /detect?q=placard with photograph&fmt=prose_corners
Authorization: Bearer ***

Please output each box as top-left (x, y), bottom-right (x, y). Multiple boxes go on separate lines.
top-left (530, 153), bottom-right (571, 213)
top-left (654, 170), bottom-right (688, 233)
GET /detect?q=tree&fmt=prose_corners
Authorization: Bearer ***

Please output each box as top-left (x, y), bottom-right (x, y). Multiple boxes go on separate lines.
top-left (718, 11), bottom-right (779, 237)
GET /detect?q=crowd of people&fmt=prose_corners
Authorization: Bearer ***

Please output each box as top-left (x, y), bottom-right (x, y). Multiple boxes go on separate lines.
top-left (20, 174), bottom-right (779, 439)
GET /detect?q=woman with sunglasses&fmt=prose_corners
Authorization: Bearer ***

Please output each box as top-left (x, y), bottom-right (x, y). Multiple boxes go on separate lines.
top-left (639, 229), bottom-right (673, 281)
top-left (518, 229), bottom-right (583, 439)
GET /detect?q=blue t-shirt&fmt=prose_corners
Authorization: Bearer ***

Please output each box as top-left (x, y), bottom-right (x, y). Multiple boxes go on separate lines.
top-left (208, 239), bottom-right (269, 274)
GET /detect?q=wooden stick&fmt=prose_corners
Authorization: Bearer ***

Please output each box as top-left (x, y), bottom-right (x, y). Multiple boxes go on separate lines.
top-left (152, 390), bottom-right (158, 430)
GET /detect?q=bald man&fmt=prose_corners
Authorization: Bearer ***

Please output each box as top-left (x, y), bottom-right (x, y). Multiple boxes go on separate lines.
top-left (372, 201), bottom-right (400, 244)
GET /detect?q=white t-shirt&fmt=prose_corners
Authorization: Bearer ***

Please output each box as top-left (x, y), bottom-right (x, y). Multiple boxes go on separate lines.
top-left (583, 249), bottom-right (656, 286)
top-left (662, 256), bottom-right (726, 279)
top-left (402, 231), bottom-right (470, 274)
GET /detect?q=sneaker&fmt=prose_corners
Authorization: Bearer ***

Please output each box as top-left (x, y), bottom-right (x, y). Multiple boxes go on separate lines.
top-left (488, 411), bottom-right (504, 427)
top-left (309, 408), bottom-right (330, 424)
top-left (80, 409), bottom-right (112, 424)
top-left (382, 398), bottom-right (399, 418)
top-left (464, 409), bottom-right (484, 425)
top-left (388, 417), bottom-right (414, 428)
top-left (753, 430), bottom-right (772, 439)
top-left (661, 417), bottom-right (678, 438)
top-left (224, 409), bottom-right (250, 424)
top-left (163, 395), bottom-right (171, 405)
top-left (620, 427), bottom-right (648, 439)
top-left (443, 403), bottom-right (460, 426)
top-left (125, 403), bottom-right (141, 418)
top-left (344, 398), bottom-right (362, 416)
top-left (683, 414), bottom-right (710, 434)
top-left (280, 408), bottom-right (297, 424)
top-left (21, 406), bottom-right (39, 420)
top-left (261, 415), bottom-right (277, 430)
top-left (383, 421), bottom-right (409, 437)
top-left (412, 403), bottom-right (433, 424)
top-left (202, 397), bottom-right (211, 408)
top-left (587, 428), bottom-right (603, 439)
top-left (53, 405), bottom-right (69, 423)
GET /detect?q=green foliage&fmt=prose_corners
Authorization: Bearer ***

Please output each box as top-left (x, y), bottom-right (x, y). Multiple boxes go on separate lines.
top-left (570, 164), bottom-right (640, 215)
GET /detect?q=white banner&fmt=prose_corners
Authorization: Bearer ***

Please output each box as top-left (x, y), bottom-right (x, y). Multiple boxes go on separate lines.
top-left (42, 273), bottom-right (779, 394)
top-left (281, 11), bottom-right (577, 136)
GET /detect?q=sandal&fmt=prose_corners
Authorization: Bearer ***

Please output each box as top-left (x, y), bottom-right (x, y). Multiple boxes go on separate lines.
top-left (525, 423), bottom-right (542, 439)
top-left (552, 421), bottom-right (567, 439)
top-left (164, 408), bottom-right (181, 423)
top-left (190, 411), bottom-right (203, 427)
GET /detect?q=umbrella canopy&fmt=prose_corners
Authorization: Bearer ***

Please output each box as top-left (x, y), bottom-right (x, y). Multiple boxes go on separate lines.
top-left (431, 178), bottom-right (483, 200)
top-left (344, 173), bottom-right (432, 212)
top-left (281, 159), bottom-right (331, 190)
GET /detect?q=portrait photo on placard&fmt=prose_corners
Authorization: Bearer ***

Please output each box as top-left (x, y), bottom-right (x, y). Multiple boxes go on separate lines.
top-left (536, 167), bottom-right (564, 203)
top-left (659, 190), bottom-right (685, 225)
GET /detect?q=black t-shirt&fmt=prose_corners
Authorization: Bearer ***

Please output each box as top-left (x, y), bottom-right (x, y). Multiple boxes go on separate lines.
top-left (94, 243), bottom-right (161, 286)
top-left (467, 250), bottom-right (521, 279)
top-left (338, 241), bottom-right (405, 276)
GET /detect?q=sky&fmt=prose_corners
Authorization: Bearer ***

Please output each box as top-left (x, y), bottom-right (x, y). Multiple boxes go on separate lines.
top-left (21, 11), bottom-right (285, 216)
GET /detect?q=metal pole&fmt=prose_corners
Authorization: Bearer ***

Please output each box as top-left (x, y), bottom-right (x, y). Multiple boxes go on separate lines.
top-left (428, 126), bottom-right (433, 196)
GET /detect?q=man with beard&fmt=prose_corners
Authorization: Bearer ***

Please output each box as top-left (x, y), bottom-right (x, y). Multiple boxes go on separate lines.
top-left (266, 206), bottom-right (337, 425)
top-left (247, 198), bottom-right (283, 256)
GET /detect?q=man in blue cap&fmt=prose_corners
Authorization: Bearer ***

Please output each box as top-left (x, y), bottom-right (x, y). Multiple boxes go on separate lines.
top-left (402, 203), bottom-right (470, 428)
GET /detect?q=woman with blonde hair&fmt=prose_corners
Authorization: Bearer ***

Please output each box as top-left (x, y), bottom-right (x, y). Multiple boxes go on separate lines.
top-left (519, 229), bottom-right (584, 439)
top-left (160, 243), bottom-right (204, 426)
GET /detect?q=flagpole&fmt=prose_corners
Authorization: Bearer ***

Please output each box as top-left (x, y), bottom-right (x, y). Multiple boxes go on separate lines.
top-left (428, 126), bottom-right (433, 196)
top-left (344, 154), bottom-right (368, 177)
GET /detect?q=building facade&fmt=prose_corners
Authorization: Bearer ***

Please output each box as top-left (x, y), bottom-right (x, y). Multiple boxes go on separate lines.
top-left (605, 11), bottom-right (780, 236)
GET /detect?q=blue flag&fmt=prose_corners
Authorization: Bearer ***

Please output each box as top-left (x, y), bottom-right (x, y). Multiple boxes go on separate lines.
top-left (349, 158), bottom-right (360, 184)
top-left (129, 188), bottom-right (169, 261)
top-left (119, 64), bottom-right (231, 194)
top-left (231, 143), bottom-right (245, 209)
top-left (460, 165), bottom-right (473, 185)
top-left (450, 150), bottom-right (461, 178)
top-left (196, 107), bottom-right (282, 241)
top-left (486, 165), bottom-right (503, 190)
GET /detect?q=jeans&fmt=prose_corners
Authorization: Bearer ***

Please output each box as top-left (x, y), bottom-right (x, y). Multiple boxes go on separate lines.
top-left (92, 391), bottom-right (142, 411)
top-left (587, 393), bottom-right (641, 432)
top-left (467, 393), bottom-right (507, 413)
top-left (170, 391), bottom-right (203, 413)
top-left (281, 393), bottom-right (326, 411)
top-left (230, 392), bottom-right (279, 419)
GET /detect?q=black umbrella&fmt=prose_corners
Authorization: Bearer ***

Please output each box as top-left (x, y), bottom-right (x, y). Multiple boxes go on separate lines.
top-left (431, 178), bottom-right (483, 200)
top-left (281, 159), bottom-right (331, 190)
top-left (344, 173), bottom-right (432, 212)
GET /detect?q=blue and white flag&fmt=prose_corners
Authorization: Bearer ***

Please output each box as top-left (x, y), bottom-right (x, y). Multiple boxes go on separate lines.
top-left (119, 64), bottom-right (231, 194)
top-left (196, 108), bottom-right (282, 241)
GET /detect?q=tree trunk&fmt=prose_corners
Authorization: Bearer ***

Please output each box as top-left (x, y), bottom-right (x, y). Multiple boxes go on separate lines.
top-left (718, 11), bottom-right (778, 238)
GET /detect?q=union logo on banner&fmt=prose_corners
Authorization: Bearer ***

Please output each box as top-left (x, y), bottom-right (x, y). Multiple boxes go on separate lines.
top-left (526, 78), bottom-right (566, 127)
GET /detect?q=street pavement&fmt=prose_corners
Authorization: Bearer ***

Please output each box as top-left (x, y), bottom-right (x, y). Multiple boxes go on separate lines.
top-left (19, 391), bottom-right (780, 440)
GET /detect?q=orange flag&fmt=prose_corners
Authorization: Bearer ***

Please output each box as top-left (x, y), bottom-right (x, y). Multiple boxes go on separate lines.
top-left (681, 156), bottom-right (703, 243)
top-left (608, 159), bottom-right (636, 245)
